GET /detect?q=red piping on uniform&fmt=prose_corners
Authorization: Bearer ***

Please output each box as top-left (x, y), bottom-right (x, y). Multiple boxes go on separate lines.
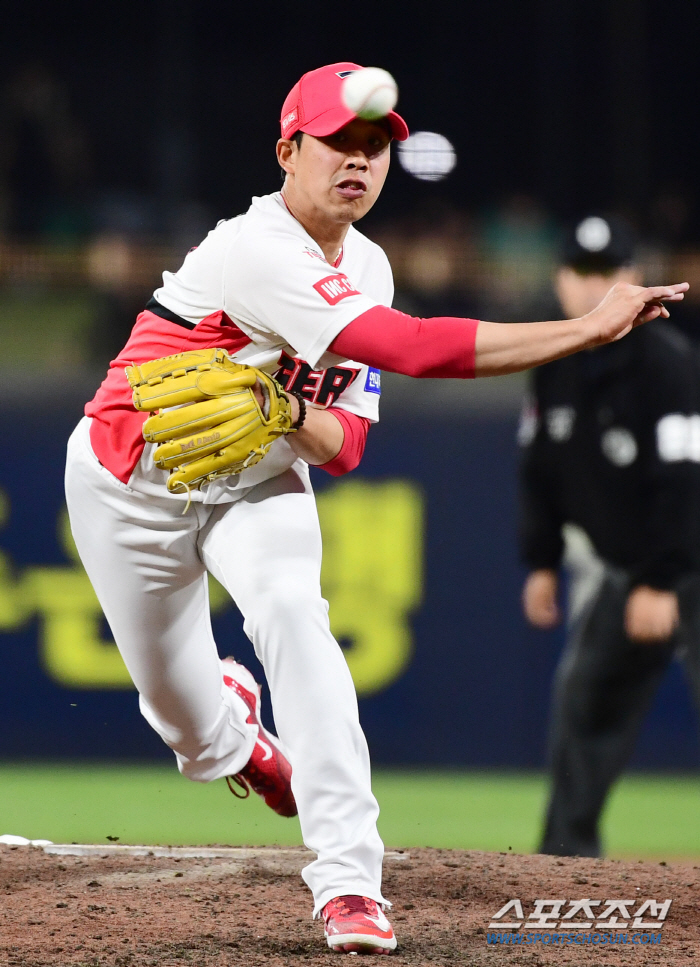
top-left (318, 409), bottom-right (370, 476)
top-left (86, 308), bottom-right (252, 484)
top-left (329, 305), bottom-right (479, 379)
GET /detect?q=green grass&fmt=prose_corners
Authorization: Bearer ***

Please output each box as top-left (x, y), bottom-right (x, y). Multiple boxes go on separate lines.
top-left (0, 290), bottom-right (99, 369)
top-left (0, 762), bottom-right (303, 849)
top-left (0, 764), bottom-right (698, 859)
top-left (373, 771), bottom-right (700, 858)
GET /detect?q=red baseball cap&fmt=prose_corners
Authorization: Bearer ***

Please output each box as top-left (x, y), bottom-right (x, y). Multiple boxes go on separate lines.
top-left (280, 62), bottom-right (409, 142)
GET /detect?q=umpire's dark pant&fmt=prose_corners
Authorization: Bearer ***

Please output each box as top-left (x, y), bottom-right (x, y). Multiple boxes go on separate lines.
top-left (540, 568), bottom-right (700, 857)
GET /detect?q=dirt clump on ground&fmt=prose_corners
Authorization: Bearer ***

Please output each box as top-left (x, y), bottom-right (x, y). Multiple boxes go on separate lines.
top-left (0, 843), bottom-right (696, 965)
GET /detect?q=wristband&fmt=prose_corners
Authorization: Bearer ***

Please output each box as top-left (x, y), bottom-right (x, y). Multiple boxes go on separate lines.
top-left (289, 392), bottom-right (307, 430)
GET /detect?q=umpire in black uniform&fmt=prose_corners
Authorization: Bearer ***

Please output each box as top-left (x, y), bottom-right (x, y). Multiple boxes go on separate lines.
top-left (519, 216), bottom-right (700, 857)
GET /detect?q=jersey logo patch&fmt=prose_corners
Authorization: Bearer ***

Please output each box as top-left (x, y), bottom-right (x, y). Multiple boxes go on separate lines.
top-left (365, 368), bottom-right (381, 395)
top-left (275, 351), bottom-right (359, 406)
top-left (313, 273), bottom-right (361, 305)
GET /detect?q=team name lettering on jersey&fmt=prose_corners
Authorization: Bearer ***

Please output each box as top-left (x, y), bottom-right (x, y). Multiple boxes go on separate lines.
top-left (313, 273), bottom-right (361, 306)
top-left (275, 351), bottom-right (359, 406)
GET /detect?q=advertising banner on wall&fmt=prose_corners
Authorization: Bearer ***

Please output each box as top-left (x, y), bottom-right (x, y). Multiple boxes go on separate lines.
top-left (0, 400), bottom-right (697, 768)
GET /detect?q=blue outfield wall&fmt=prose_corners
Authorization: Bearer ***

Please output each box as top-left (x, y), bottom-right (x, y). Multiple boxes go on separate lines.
top-left (0, 399), bottom-right (698, 769)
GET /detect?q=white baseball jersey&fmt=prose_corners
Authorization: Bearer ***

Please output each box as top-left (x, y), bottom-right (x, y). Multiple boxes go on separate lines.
top-left (86, 191), bottom-right (394, 502)
top-left (69, 192), bottom-right (393, 917)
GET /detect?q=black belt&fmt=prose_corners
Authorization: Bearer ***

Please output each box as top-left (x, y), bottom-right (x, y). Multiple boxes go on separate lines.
top-left (145, 296), bottom-right (196, 330)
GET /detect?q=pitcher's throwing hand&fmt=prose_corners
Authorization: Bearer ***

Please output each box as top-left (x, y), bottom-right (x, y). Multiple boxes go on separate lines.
top-left (588, 281), bottom-right (689, 344)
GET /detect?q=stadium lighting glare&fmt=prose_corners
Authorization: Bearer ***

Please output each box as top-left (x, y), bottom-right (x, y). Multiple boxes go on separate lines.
top-left (397, 131), bottom-right (457, 182)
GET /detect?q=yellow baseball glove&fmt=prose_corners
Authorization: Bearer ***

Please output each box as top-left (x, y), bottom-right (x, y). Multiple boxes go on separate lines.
top-left (125, 348), bottom-right (295, 495)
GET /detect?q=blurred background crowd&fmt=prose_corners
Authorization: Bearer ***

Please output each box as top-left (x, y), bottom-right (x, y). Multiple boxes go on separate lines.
top-left (2, 74), bottom-right (699, 381)
top-left (1, 0), bottom-right (699, 388)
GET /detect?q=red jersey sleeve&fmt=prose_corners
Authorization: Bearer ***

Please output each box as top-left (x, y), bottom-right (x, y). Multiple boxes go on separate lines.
top-left (329, 305), bottom-right (478, 379)
top-left (317, 409), bottom-right (371, 476)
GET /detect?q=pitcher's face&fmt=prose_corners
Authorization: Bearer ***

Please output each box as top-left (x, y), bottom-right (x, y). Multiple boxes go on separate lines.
top-left (278, 118), bottom-right (391, 225)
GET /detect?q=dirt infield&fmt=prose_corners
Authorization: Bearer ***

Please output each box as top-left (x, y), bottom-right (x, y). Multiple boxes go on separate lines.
top-left (1, 843), bottom-right (697, 965)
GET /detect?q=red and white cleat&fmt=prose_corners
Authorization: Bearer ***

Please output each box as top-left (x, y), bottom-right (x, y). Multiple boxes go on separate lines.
top-left (322, 895), bottom-right (397, 954)
top-left (222, 658), bottom-right (297, 818)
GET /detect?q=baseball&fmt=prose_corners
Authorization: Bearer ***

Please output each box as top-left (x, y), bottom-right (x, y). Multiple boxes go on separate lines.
top-left (342, 67), bottom-right (398, 121)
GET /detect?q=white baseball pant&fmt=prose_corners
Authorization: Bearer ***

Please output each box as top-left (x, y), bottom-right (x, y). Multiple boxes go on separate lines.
top-left (64, 417), bottom-right (386, 915)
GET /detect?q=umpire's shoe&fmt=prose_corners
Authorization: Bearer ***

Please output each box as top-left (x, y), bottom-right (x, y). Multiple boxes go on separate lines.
top-left (222, 658), bottom-right (297, 818)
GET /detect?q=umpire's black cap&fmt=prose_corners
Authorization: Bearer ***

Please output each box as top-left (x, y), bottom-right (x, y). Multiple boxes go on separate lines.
top-left (560, 215), bottom-right (636, 273)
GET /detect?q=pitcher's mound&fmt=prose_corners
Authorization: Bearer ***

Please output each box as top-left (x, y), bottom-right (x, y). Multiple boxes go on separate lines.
top-left (1, 843), bottom-right (696, 964)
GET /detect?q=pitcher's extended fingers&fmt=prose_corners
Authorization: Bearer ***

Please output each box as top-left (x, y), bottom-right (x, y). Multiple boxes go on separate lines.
top-left (645, 283), bottom-right (688, 301)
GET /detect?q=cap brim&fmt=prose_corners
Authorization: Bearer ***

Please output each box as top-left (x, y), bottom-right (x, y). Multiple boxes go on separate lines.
top-left (301, 107), bottom-right (409, 141)
top-left (387, 111), bottom-right (409, 141)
